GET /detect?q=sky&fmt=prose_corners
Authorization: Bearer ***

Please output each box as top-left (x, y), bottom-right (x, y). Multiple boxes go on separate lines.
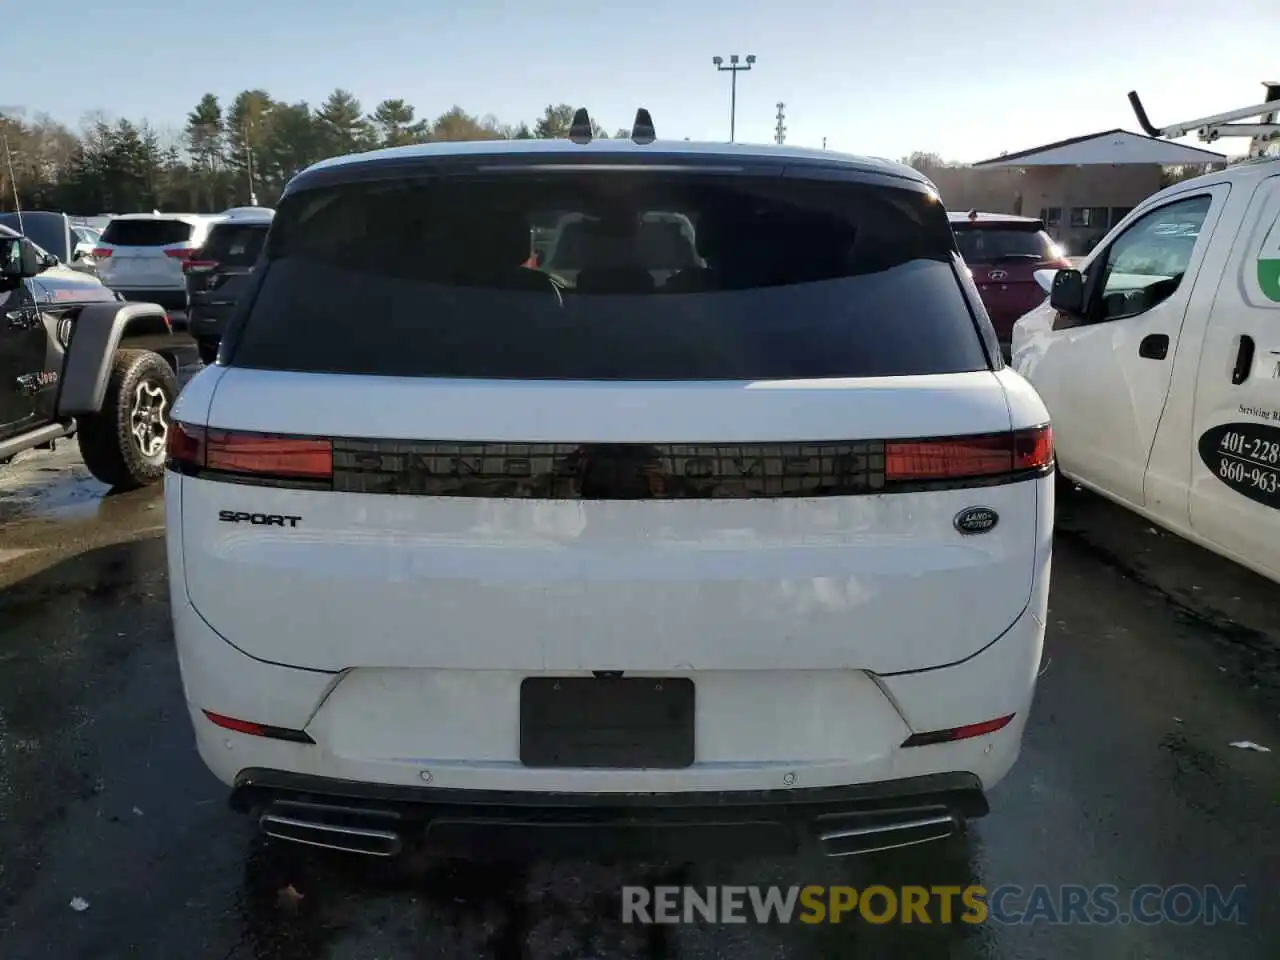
top-left (5, 0), bottom-right (1277, 162)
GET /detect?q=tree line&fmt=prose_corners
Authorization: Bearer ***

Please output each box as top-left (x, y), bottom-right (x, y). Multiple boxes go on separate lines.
top-left (2, 93), bottom-right (1241, 219)
top-left (0, 91), bottom-right (632, 214)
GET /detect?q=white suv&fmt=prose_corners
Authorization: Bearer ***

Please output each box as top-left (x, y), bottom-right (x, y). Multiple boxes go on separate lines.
top-left (95, 213), bottom-right (222, 310)
top-left (165, 121), bottom-right (1053, 860)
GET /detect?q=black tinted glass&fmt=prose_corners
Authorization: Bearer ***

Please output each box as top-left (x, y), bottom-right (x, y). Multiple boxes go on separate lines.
top-left (229, 172), bottom-right (988, 379)
top-left (203, 223), bottom-right (269, 266)
top-left (953, 225), bottom-right (1055, 263)
top-left (0, 213), bottom-right (66, 259)
top-left (101, 219), bottom-right (193, 246)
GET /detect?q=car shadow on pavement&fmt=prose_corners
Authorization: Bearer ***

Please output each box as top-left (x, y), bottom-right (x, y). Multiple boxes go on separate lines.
top-left (233, 827), bottom-right (987, 959)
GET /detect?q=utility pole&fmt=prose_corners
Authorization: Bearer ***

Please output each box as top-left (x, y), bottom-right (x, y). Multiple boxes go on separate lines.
top-left (712, 54), bottom-right (756, 143)
top-left (243, 121), bottom-right (259, 206)
top-left (774, 102), bottom-right (786, 145)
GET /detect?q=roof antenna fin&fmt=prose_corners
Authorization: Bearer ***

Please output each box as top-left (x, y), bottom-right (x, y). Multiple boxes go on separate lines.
top-left (568, 108), bottom-right (593, 144)
top-left (632, 108), bottom-right (656, 144)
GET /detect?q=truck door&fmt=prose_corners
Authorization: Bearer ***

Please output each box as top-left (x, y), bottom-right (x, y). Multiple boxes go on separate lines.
top-left (0, 277), bottom-right (46, 440)
top-left (1188, 174), bottom-right (1280, 581)
top-left (1037, 186), bottom-right (1229, 507)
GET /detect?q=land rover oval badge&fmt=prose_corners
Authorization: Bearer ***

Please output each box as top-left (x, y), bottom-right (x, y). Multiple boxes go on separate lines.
top-left (954, 506), bottom-right (998, 535)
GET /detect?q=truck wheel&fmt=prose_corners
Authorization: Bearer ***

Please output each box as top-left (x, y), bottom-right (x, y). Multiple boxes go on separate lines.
top-left (77, 349), bottom-right (179, 489)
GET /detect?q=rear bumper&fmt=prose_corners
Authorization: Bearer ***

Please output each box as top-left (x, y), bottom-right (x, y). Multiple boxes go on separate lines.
top-left (112, 287), bottom-right (187, 310)
top-left (232, 768), bottom-right (986, 859)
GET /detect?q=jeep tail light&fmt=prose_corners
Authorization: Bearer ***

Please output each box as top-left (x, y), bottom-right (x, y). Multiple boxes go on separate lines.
top-left (885, 424), bottom-right (1053, 482)
top-left (167, 423), bottom-right (333, 481)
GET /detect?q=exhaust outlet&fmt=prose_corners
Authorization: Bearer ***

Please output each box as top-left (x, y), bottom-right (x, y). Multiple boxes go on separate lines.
top-left (817, 808), bottom-right (958, 858)
top-left (259, 799), bottom-right (403, 857)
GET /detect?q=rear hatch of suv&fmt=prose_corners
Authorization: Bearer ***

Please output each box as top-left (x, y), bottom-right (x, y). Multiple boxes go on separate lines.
top-left (96, 216), bottom-right (206, 296)
top-left (171, 156), bottom-right (1047, 676)
top-left (185, 219), bottom-right (271, 335)
top-left (952, 217), bottom-right (1069, 346)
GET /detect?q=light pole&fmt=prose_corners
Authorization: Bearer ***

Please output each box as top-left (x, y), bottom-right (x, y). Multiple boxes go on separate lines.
top-left (712, 54), bottom-right (756, 143)
top-left (774, 102), bottom-right (786, 145)
top-left (243, 121), bottom-right (258, 206)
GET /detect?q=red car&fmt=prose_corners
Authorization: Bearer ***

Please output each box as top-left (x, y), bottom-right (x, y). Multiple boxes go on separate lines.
top-left (950, 211), bottom-right (1070, 356)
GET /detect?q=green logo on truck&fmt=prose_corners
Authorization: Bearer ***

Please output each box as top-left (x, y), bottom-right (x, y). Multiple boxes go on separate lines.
top-left (1260, 216), bottom-right (1280, 302)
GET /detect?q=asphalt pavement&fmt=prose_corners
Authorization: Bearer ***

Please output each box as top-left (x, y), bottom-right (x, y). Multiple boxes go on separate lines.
top-left (0, 437), bottom-right (1277, 958)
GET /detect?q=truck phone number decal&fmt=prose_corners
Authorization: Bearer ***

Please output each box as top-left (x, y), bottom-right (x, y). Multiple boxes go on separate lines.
top-left (1198, 422), bottom-right (1280, 508)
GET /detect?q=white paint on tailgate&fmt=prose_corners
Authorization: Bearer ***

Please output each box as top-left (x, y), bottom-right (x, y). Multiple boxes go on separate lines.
top-left (175, 368), bottom-right (1046, 674)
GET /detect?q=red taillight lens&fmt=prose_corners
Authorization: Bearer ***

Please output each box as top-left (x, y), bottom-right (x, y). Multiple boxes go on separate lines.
top-left (167, 420), bottom-right (205, 468)
top-left (167, 423), bottom-right (333, 481)
top-left (885, 425), bottom-right (1052, 482)
top-left (164, 247), bottom-right (196, 260)
top-left (183, 258), bottom-right (218, 275)
top-left (1013, 424), bottom-right (1054, 472)
top-left (886, 435), bottom-right (1012, 480)
top-left (92, 247), bottom-right (112, 258)
top-left (207, 430), bottom-right (332, 479)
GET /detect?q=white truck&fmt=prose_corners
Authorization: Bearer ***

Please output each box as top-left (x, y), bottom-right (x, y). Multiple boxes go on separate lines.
top-left (1012, 84), bottom-right (1280, 583)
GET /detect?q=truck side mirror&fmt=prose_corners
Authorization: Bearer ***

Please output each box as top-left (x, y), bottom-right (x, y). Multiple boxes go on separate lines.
top-left (0, 236), bottom-right (43, 282)
top-left (1049, 268), bottom-right (1085, 315)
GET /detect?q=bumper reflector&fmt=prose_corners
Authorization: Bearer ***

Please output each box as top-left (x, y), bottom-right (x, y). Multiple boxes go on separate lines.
top-left (901, 713), bottom-right (1015, 748)
top-left (202, 710), bottom-right (315, 744)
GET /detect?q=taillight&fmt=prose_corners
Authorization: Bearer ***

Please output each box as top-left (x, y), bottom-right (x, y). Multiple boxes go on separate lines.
top-left (167, 423), bottom-right (333, 482)
top-left (885, 424), bottom-right (1053, 483)
top-left (207, 431), bottom-right (333, 479)
top-left (165, 247), bottom-right (196, 260)
top-left (167, 420), bottom-right (204, 468)
top-left (183, 259), bottom-right (219, 275)
top-left (92, 247), bottom-right (112, 258)
top-left (1013, 424), bottom-right (1054, 472)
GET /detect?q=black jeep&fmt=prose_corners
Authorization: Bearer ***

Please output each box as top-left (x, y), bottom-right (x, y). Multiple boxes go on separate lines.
top-left (1, 226), bottom-right (186, 489)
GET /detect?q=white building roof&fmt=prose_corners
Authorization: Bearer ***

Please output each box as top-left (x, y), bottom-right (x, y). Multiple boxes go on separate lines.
top-left (973, 129), bottom-right (1227, 168)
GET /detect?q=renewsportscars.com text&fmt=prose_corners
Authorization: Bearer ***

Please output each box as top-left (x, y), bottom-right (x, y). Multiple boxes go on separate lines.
top-left (621, 884), bottom-right (1249, 926)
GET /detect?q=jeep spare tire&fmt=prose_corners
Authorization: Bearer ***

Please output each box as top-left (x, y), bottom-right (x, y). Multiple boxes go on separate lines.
top-left (77, 349), bottom-right (178, 489)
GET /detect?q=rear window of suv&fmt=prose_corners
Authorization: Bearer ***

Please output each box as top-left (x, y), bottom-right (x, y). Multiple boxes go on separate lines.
top-left (202, 223), bottom-right (269, 266)
top-left (101, 218), bottom-right (194, 246)
top-left (953, 223), bottom-right (1059, 264)
top-left (228, 170), bottom-right (991, 380)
